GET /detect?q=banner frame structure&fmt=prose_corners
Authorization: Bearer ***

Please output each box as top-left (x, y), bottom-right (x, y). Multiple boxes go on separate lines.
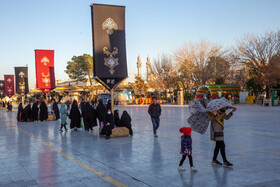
top-left (91, 3), bottom-right (128, 111)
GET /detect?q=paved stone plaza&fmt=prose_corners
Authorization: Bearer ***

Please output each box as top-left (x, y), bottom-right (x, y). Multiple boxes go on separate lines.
top-left (0, 105), bottom-right (280, 187)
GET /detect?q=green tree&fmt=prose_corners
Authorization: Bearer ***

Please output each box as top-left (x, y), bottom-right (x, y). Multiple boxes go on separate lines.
top-left (65, 54), bottom-right (93, 85)
top-left (65, 54), bottom-right (98, 99)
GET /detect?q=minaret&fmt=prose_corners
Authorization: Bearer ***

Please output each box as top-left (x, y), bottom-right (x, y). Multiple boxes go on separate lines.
top-left (146, 56), bottom-right (151, 81)
top-left (137, 55), bottom-right (142, 77)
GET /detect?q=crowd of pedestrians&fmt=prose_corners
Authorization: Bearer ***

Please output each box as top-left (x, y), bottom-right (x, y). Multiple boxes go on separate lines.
top-left (16, 98), bottom-right (134, 139)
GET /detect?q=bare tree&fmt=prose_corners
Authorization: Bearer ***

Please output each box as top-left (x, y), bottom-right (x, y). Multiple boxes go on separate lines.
top-left (149, 54), bottom-right (178, 95)
top-left (236, 30), bottom-right (280, 97)
top-left (174, 40), bottom-right (228, 90)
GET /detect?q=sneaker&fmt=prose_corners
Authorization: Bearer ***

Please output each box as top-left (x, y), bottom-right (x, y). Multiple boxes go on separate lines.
top-left (212, 160), bottom-right (222, 165)
top-left (154, 133), bottom-right (158, 137)
top-left (178, 166), bottom-right (185, 171)
top-left (223, 161), bottom-right (233, 167)
top-left (191, 167), bottom-right (198, 172)
top-left (59, 129), bottom-right (63, 132)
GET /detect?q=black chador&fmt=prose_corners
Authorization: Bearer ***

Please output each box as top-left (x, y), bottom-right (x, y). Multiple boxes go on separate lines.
top-left (22, 104), bottom-right (32, 122)
top-left (39, 101), bottom-right (48, 121)
top-left (69, 100), bottom-right (81, 130)
top-left (31, 101), bottom-right (39, 121)
top-left (17, 103), bottom-right (23, 122)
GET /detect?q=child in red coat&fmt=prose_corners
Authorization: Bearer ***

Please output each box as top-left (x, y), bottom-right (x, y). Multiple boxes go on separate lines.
top-left (178, 127), bottom-right (197, 171)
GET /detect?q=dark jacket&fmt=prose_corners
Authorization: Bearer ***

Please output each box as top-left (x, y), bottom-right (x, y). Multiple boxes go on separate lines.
top-left (180, 135), bottom-right (192, 155)
top-left (148, 103), bottom-right (161, 119)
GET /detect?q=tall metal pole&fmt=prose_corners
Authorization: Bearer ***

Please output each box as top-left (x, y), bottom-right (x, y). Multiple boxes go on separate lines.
top-left (111, 89), bottom-right (114, 112)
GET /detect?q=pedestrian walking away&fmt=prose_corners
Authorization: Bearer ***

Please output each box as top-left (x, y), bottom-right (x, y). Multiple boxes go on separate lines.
top-left (178, 127), bottom-right (197, 172)
top-left (148, 97), bottom-right (161, 137)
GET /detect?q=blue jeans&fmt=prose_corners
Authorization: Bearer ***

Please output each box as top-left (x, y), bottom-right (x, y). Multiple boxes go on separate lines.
top-left (151, 118), bottom-right (160, 134)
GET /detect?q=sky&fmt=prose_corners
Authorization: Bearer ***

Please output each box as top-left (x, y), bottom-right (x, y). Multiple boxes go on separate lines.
top-left (0, 0), bottom-right (280, 89)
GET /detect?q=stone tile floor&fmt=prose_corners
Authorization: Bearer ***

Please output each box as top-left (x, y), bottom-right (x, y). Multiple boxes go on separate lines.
top-left (0, 104), bottom-right (280, 186)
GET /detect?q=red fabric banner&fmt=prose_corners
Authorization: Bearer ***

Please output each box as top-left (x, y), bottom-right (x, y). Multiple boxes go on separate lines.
top-left (35, 50), bottom-right (56, 93)
top-left (4, 75), bottom-right (14, 97)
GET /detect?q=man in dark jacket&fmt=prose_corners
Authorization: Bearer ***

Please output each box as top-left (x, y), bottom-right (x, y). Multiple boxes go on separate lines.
top-left (148, 97), bottom-right (161, 137)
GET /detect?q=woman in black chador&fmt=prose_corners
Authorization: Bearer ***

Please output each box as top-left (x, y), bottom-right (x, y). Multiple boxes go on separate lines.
top-left (97, 99), bottom-right (106, 127)
top-left (82, 102), bottom-right (96, 131)
top-left (114, 110), bottom-right (121, 127)
top-left (69, 100), bottom-right (81, 131)
top-left (52, 100), bottom-right (60, 120)
top-left (31, 101), bottom-right (39, 121)
top-left (17, 103), bottom-right (24, 122)
top-left (39, 101), bottom-right (48, 121)
top-left (22, 103), bottom-right (32, 122)
top-left (120, 110), bottom-right (133, 135)
top-left (100, 109), bottom-right (114, 139)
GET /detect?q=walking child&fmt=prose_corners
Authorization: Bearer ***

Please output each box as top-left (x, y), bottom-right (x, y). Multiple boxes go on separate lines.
top-left (178, 127), bottom-right (197, 172)
top-left (60, 103), bottom-right (68, 132)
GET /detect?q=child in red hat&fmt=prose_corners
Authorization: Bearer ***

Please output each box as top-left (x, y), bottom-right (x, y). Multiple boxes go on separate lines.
top-left (178, 127), bottom-right (197, 171)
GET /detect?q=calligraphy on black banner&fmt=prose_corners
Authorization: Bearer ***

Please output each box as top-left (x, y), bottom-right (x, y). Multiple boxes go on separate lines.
top-left (0, 80), bottom-right (5, 98)
top-left (91, 4), bottom-right (127, 90)
top-left (15, 67), bottom-right (29, 94)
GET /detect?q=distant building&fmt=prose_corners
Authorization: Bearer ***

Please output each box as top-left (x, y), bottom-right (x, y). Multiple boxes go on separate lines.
top-left (137, 55), bottom-right (142, 77)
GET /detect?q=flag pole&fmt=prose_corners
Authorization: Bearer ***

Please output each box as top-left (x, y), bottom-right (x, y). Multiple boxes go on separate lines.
top-left (111, 89), bottom-right (114, 112)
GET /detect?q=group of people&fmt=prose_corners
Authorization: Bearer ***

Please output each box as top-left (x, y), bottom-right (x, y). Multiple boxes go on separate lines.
top-left (64, 99), bottom-right (133, 139)
top-left (0, 101), bottom-right (13, 111)
top-left (17, 100), bottom-right (50, 122)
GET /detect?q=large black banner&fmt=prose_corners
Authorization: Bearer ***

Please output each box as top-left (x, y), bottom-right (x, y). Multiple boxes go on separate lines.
top-left (91, 4), bottom-right (127, 90)
top-left (15, 67), bottom-right (29, 94)
top-left (0, 80), bottom-right (4, 98)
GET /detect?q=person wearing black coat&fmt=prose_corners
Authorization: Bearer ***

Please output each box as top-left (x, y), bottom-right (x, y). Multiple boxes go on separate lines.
top-left (17, 103), bottom-right (24, 122)
top-left (100, 109), bottom-right (114, 139)
top-left (97, 99), bottom-right (106, 126)
top-left (39, 101), bottom-right (48, 121)
top-left (82, 102), bottom-right (96, 131)
top-left (114, 110), bottom-right (121, 127)
top-left (31, 101), bottom-right (39, 121)
top-left (22, 103), bottom-right (32, 122)
top-left (69, 100), bottom-right (81, 131)
top-left (52, 100), bottom-right (60, 120)
top-left (120, 110), bottom-right (133, 135)
top-left (106, 100), bottom-right (112, 111)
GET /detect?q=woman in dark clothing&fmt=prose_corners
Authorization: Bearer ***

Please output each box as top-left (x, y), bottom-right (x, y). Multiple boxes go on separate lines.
top-left (17, 103), bottom-right (24, 122)
top-left (39, 101), bottom-right (48, 121)
top-left (96, 99), bottom-right (106, 126)
top-left (106, 100), bottom-right (112, 111)
top-left (52, 100), bottom-right (60, 120)
top-left (69, 100), bottom-right (81, 131)
top-left (22, 103), bottom-right (32, 122)
top-left (31, 101), bottom-right (39, 121)
top-left (100, 109), bottom-right (114, 139)
top-left (82, 102), bottom-right (95, 131)
top-left (114, 110), bottom-right (121, 127)
top-left (120, 110), bottom-right (133, 135)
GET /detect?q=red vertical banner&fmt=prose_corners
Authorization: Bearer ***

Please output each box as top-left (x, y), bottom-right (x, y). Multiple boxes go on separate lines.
top-left (4, 75), bottom-right (14, 97)
top-left (35, 50), bottom-right (56, 93)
